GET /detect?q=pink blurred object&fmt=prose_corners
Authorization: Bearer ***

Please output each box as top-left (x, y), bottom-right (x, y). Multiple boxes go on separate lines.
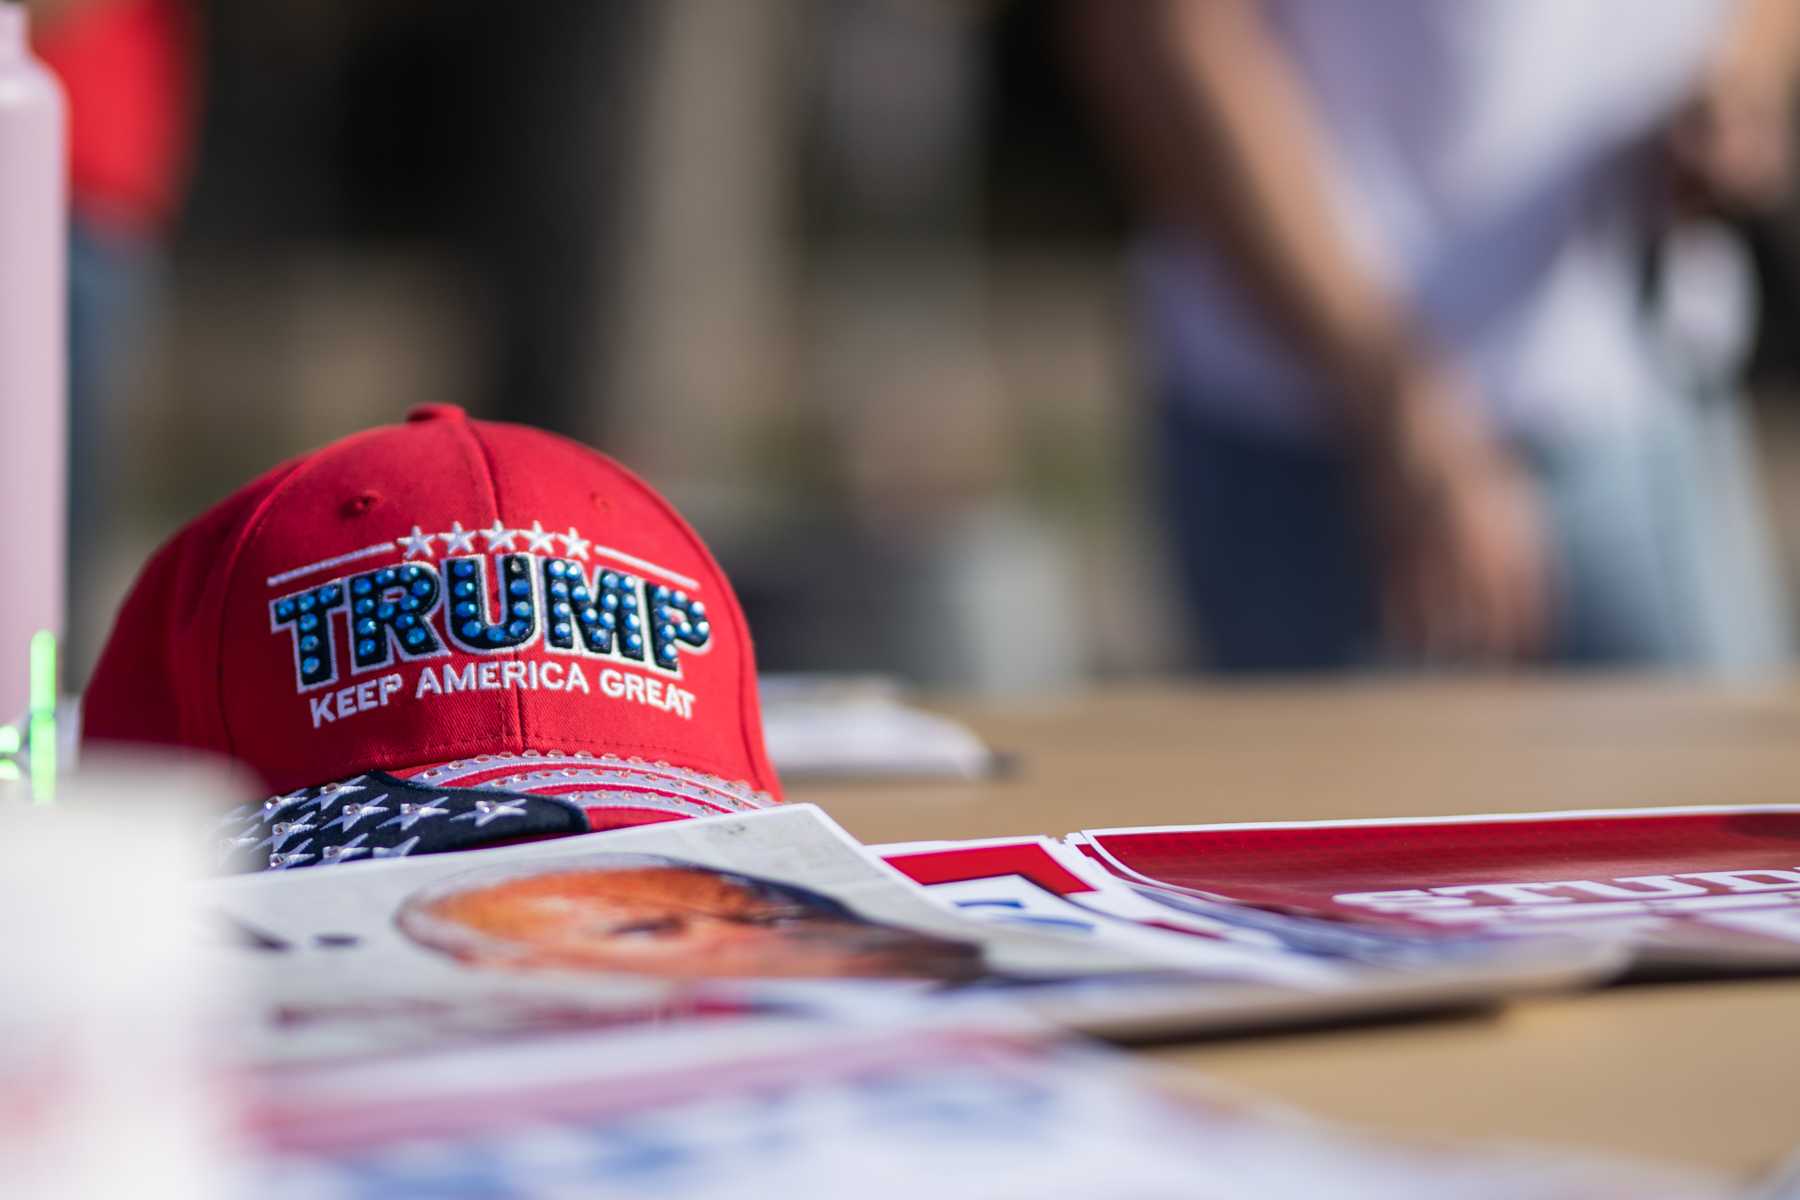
top-left (0, 2), bottom-right (67, 721)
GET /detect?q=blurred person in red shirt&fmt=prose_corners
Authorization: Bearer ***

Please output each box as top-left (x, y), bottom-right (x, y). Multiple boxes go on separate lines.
top-left (34, 0), bottom-right (194, 234)
top-left (31, 0), bottom-right (198, 670)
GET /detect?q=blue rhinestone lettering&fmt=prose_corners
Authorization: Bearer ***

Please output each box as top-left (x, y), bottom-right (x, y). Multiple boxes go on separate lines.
top-left (441, 554), bottom-right (540, 653)
top-left (649, 585), bottom-right (711, 670)
top-left (270, 581), bottom-right (348, 689)
top-left (344, 561), bottom-right (443, 671)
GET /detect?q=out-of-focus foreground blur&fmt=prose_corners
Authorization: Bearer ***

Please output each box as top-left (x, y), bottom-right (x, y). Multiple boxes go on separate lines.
top-left (57, 0), bottom-right (1800, 692)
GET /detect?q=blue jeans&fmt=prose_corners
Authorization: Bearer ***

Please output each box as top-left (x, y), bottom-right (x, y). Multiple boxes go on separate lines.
top-left (1159, 397), bottom-right (1773, 673)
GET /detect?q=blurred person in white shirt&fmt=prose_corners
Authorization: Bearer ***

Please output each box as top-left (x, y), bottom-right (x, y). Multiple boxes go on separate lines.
top-left (1073, 0), bottom-right (1800, 672)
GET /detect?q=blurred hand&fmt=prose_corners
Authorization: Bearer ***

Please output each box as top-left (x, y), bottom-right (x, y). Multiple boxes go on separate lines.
top-left (1668, 65), bottom-right (1796, 216)
top-left (1349, 361), bottom-right (1550, 664)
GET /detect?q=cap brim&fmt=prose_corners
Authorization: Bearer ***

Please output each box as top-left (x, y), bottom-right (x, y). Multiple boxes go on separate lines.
top-left (218, 751), bottom-right (775, 873)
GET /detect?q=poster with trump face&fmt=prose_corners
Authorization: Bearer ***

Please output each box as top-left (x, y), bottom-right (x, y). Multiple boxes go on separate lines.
top-left (1071, 806), bottom-right (1800, 970)
top-left (396, 850), bottom-right (987, 983)
top-left (206, 804), bottom-right (1033, 1065)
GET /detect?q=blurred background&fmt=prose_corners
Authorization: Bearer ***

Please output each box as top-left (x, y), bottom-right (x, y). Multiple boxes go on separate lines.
top-left (44, 0), bottom-right (1800, 695)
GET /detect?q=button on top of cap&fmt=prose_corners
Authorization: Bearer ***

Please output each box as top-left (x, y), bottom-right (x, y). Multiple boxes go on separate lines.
top-left (405, 403), bottom-right (466, 424)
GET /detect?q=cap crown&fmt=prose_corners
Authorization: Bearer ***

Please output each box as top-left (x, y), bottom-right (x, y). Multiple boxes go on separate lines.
top-left (84, 407), bottom-right (778, 797)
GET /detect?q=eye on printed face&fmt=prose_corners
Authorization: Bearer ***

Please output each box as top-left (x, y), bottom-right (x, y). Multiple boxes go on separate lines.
top-left (399, 862), bottom-right (987, 983)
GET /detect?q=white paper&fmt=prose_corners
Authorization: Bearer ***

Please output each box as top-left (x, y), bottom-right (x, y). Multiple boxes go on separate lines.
top-left (759, 674), bottom-right (996, 780)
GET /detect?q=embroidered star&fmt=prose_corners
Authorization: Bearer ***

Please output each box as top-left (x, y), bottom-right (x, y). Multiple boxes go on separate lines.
top-left (256, 819), bottom-right (318, 852)
top-left (318, 777), bottom-right (367, 801)
top-left (321, 835), bottom-right (371, 864)
top-left (373, 836), bottom-right (421, 859)
top-left (521, 520), bottom-right (557, 554)
top-left (219, 832), bottom-right (262, 861)
top-left (560, 527), bottom-right (592, 561)
top-left (483, 520), bottom-right (519, 551)
top-left (398, 525), bottom-right (438, 560)
top-left (451, 798), bottom-right (529, 827)
top-left (440, 520), bottom-right (479, 554)
top-left (269, 845), bottom-right (316, 870)
top-left (378, 798), bottom-right (452, 831)
top-left (323, 795), bottom-right (392, 833)
top-left (262, 791), bottom-right (312, 819)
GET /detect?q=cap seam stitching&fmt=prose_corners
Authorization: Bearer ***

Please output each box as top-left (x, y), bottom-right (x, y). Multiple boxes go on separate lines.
top-left (456, 418), bottom-right (529, 750)
top-left (577, 449), bottom-right (775, 796)
top-left (211, 423), bottom-right (428, 755)
top-left (210, 455), bottom-right (333, 757)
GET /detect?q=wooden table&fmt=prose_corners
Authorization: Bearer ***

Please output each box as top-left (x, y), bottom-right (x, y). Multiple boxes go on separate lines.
top-left (792, 680), bottom-right (1800, 1177)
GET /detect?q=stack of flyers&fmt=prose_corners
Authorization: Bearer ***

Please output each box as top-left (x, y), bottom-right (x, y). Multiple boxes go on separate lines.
top-left (880, 834), bottom-right (1523, 967)
top-left (237, 1015), bottom-right (1731, 1200)
top-left (874, 833), bottom-right (1616, 1037)
top-left (203, 804), bottom-right (1608, 1063)
top-left (1066, 806), bottom-right (1800, 973)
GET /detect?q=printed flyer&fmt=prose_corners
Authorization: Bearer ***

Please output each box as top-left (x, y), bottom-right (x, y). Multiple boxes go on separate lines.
top-left (1071, 806), bottom-right (1800, 969)
top-left (239, 1017), bottom-right (1729, 1200)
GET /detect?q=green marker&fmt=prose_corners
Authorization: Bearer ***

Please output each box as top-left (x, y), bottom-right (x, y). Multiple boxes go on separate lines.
top-left (0, 721), bottom-right (18, 786)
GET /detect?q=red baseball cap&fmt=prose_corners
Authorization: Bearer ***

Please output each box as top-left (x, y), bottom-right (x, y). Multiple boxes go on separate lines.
top-left (85, 406), bottom-right (781, 869)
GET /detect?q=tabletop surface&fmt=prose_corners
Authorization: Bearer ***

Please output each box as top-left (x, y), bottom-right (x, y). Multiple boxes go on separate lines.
top-left (789, 679), bottom-right (1800, 1177)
